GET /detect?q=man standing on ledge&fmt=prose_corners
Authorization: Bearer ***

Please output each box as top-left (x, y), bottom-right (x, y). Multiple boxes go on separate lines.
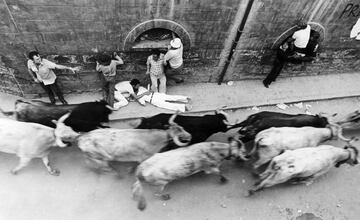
top-left (164, 36), bottom-right (185, 84)
top-left (27, 51), bottom-right (80, 104)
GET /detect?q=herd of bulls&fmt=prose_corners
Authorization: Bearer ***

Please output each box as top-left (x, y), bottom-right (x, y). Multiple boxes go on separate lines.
top-left (1, 99), bottom-right (360, 211)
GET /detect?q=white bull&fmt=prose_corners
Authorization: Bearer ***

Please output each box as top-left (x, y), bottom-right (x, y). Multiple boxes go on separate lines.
top-left (248, 144), bottom-right (358, 196)
top-left (0, 118), bottom-right (68, 175)
top-left (132, 137), bottom-right (247, 211)
top-left (54, 113), bottom-right (192, 172)
top-left (251, 125), bottom-right (353, 171)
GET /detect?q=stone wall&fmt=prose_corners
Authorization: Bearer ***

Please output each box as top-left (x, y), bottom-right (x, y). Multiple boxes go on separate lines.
top-left (0, 0), bottom-right (359, 97)
top-left (223, 0), bottom-right (360, 81)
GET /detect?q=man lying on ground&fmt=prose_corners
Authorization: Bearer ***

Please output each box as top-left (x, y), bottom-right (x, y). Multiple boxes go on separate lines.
top-left (114, 79), bottom-right (192, 112)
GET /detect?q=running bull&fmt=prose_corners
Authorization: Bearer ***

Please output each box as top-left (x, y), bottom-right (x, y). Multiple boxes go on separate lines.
top-left (0, 118), bottom-right (68, 175)
top-left (0, 99), bottom-right (114, 132)
top-left (247, 144), bottom-right (359, 196)
top-left (251, 124), bottom-right (354, 172)
top-left (229, 111), bottom-right (331, 143)
top-left (54, 113), bottom-right (192, 172)
top-left (132, 137), bottom-right (247, 211)
top-left (134, 110), bottom-right (235, 150)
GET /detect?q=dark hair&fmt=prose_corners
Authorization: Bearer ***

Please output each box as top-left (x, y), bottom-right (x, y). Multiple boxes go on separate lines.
top-left (152, 49), bottom-right (161, 56)
top-left (97, 54), bottom-right (112, 66)
top-left (28, 51), bottom-right (39, 60)
top-left (130, 79), bottom-right (140, 86)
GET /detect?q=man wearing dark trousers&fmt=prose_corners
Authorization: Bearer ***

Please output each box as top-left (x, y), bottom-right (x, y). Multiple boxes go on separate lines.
top-left (263, 30), bottom-right (320, 88)
top-left (27, 51), bottom-right (80, 104)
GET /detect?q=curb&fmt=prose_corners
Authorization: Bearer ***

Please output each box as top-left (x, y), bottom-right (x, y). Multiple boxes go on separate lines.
top-left (110, 94), bottom-right (360, 122)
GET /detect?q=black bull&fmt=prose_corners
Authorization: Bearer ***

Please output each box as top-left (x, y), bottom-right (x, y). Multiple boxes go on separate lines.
top-left (135, 112), bottom-right (233, 150)
top-left (229, 111), bottom-right (329, 143)
top-left (0, 99), bottom-right (113, 132)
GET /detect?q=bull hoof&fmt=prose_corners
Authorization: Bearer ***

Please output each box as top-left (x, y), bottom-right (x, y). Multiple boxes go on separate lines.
top-left (245, 190), bottom-right (254, 197)
top-left (50, 169), bottom-right (60, 176)
top-left (10, 170), bottom-right (18, 175)
top-left (160, 194), bottom-right (171, 201)
top-left (219, 176), bottom-right (228, 184)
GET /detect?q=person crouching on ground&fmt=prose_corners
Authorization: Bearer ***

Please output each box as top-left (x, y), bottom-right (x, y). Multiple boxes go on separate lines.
top-left (96, 52), bottom-right (124, 108)
top-left (27, 51), bottom-right (81, 104)
top-left (146, 49), bottom-right (166, 93)
top-left (164, 37), bottom-right (184, 84)
top-left (113, 79), bottom-right (151, 110)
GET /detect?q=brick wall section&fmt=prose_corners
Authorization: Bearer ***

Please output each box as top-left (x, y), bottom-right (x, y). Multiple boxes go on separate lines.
top-left (224, 0), bottom-right (360, 81)
top-left (0, 0), bottom-right (240, 96)
top-left (0, 0), bottom-right (360, 96)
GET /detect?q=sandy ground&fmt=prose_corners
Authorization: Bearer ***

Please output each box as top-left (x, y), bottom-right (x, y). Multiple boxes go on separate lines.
top-left (1, 97), bottom-right (360, 220)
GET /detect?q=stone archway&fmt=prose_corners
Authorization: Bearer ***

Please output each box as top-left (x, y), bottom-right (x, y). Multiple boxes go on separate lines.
top-left (271, 22), bottom-right (325, 49)
top-left (123, 19), bottom-right (192, 51)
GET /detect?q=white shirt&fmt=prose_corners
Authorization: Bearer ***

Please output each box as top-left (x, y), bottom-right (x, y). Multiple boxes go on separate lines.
top-left (27, 59), bottom-right (57, 85)
top-left (292, 25), bottom-right (311, 48)
top-left (164, 44), bottom-right (183, 69)
top-left (350, 18), bottom-right (360, 40)
top-left (115, 81), bottom-right (135, 98)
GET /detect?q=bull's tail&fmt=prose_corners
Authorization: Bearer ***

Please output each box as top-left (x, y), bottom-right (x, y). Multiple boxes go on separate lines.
top-left (0, 107), bottom-right (15, 116)
top-left (132, 178), bottom-right (147, 211)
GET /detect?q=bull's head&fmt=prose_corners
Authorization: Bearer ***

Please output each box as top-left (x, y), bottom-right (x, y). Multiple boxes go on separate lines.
top-left (167, 113), bottom-right (192, 146)
top-left (228, 137), bottom-right (248, 161)
top-left (327, 122), bottom-right (357, 143)
top-left (53, 112), bottom-right (80, 143)
top-left (335, 110), bottom-right (360, 130)
top-left (316, 112), bottom-right (337, 126)
top-left (336, 145), bottom-right (359, 167)
top-left (215, 108), bottom-right (238, 130)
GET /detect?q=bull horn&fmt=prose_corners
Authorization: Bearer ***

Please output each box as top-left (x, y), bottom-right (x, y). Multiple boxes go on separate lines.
top-left (0, 107), bottom-right (15, 116)
top-left (330, 122), bottom-right (353, 142)
top-left (223, 119), bottom-right (239, 127)
top-left (55, 138), bottom-right (68, 148)
top-left (337, 126), bottom-right (353, 142)
top-left (168, 111), bottom-right (179, 125)
top-left (58, 112), bottom-right (71, 124)
top-left (173, 135), bottom-right (188, 147)
top-left (106, 105), bottom-right (116, 111)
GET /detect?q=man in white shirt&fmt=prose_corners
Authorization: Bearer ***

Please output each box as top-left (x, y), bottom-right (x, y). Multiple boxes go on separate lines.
top-left (289, 21), bottom-right (311, 54)
top-left (27, 51), bottom-right (80, 104)
top-left (114, 79), bottom-right (191, 112)
top-left (350, 18), bottom-right (360, 40)
top-left (164, 37), bottom-right (185, 84)
top-left (114, 79), bottom-right (151, 110)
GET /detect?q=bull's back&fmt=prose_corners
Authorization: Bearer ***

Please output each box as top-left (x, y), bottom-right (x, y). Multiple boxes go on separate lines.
top-left (77, 128), bottom-right (169, 161)
top-left (0, 119), bottom-right (55, 154)
top-left (138, 147), bottom-right (205, 182)
top-left (16, 104), bottom-right (76, 127)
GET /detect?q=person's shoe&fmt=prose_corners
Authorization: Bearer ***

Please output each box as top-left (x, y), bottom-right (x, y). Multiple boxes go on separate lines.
top-left (176, 78), bottom-right (184, 84)
top-left (61, 100), bottom-right (68, 105)
top-left (262, 80), bottom-right (270, 88)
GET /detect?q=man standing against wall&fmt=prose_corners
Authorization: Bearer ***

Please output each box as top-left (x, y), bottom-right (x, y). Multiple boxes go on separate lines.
top-left (289, 21), bottom-right (311, 54)
top-left (96, 52), bottom-right (124, 108)
top-left (27, 51), bottom-right (80, 104)
top-left (164, 37), bottom-right (185, 84)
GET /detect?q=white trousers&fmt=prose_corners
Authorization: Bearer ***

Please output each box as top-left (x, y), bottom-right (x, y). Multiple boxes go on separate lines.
top-left (139, 92), bottom-right (189, 112)
top-left (114, 91), bottom-right (129, 110)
